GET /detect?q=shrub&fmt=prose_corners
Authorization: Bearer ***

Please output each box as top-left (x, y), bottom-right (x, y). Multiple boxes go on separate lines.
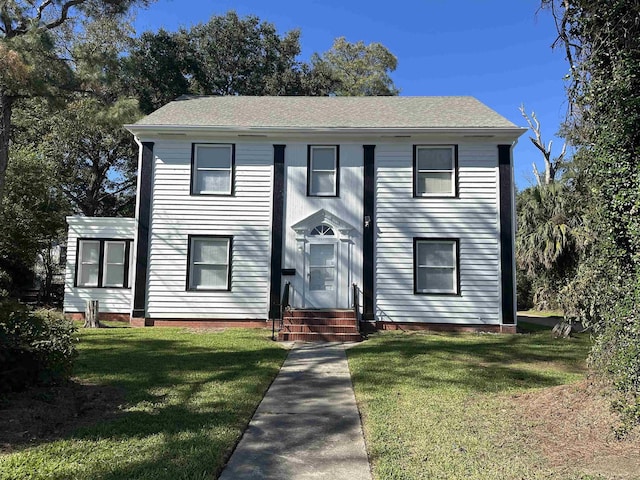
top-left (0, 301), bottom-right (78, 393)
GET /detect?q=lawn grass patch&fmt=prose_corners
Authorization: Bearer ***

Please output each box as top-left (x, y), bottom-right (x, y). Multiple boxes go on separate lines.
top-left (348, 329), bottom-right (597, 479)
top-left (0, 327), bottom-right (287, 480)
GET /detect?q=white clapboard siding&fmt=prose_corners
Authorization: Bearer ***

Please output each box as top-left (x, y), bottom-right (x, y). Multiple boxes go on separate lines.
top-left (375, 142), bottom-right (501, 324)
top-left (64, 217), bottom-right (136, 314)
top-left (282, 142), bottom-right (364, 309)
top-left (146, 140), bottom-right (273, 319)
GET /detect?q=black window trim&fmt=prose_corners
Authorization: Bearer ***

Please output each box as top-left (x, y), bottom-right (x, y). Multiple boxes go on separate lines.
top-left (412, 144), bottom-right (459, 198)
top-left (190, 143), bottom-right (236, 196)
top-left (307, 144), bottom-right (340, 197)
top-left (74, 238), bottom-right (132, 289)
top-left (413, 237), bottom-right (461, 296)
top-left (186, 234), bottom-right (233, 292)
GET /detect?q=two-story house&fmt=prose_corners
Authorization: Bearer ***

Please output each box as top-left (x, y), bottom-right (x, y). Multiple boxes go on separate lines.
top-left (64, 96), bottom-right (524, 338)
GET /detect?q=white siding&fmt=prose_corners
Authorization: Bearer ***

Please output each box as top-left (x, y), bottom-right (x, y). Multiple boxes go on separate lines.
top-left (63, 217), bottom-right (135, 314)
top-left (146, 140), bottom-right (273, 319)
top-left (375, 142), bottom-right (501, 324)
top-left (282, 143), bottom-right (364, 308)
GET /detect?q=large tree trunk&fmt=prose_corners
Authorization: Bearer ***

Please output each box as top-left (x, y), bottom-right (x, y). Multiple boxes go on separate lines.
top-left (0, 93), bottom-right (13, 205)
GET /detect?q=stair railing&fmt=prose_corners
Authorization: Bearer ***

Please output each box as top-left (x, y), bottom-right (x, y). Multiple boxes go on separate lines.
top-left (272, 282), bottom-right (291, 341)
top-left (352, 283), bottom-right (361, 334)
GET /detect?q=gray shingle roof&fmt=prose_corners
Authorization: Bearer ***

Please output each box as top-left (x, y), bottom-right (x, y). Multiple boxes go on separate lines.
top-left (133, 96), bottom-right (518, 129)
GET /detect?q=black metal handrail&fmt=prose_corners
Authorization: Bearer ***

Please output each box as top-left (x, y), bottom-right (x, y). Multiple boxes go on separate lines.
top-left (272, 282), bottom-right (291, 340)
top-left (352, 283), bottom-right (361, 334)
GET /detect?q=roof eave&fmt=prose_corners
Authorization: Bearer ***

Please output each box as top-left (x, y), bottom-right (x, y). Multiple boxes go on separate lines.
top-left (125, 124), bottom-right (527, 139)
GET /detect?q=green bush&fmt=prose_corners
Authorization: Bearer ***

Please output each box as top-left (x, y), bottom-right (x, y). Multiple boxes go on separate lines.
top-left (0, 301), bottom-right (78, 393)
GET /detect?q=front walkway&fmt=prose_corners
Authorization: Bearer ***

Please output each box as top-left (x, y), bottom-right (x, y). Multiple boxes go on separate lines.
top-left (218, 343), bottom-right (372, 480)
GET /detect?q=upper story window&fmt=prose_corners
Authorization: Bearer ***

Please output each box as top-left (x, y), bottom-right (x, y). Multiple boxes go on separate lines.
top-left (191, 144), bottom-right (234, 195)
top-left (308, 145), bottom-right (339, 197)
top-left (414, 145), bottom-right (457, 197)
top-left (414, 238), bottom-right (459, 295)
top-left (187, 236), bottom-right (231, 291)
top-left (76, 239), bottom-right (132, 288)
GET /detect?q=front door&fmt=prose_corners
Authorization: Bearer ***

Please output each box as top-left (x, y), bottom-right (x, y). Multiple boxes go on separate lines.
top-left (306, 242), bottom-right (337, 308)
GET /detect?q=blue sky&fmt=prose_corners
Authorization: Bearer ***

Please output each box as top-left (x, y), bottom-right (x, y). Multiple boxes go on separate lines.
top-left (132, 0), bottom-right (570, 189)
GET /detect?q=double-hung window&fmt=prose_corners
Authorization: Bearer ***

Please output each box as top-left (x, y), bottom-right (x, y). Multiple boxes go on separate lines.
top-left (414, 239), bottom-right (459, 295)
top-left (76, 239), bottom-right (131, 288)
top-left (308, 145), bottom-right (339, 196)
top-left (192, 144), bottom-right (234, 195)
top-left (187, 236), bottom-right (231, 291)
top-left (414, 145), bottom-right (457, 197)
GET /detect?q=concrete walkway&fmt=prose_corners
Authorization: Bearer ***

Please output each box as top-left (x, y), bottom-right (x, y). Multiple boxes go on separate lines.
top-left (219, 343), bottom-right (372, 480)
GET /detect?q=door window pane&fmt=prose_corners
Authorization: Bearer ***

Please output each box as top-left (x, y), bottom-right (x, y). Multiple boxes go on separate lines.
top-left (309, 244), bottom-right (335, 291)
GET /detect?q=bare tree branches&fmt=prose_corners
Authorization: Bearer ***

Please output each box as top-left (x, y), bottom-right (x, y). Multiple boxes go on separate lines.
top-left (520, 104), bottom-right (566, 185)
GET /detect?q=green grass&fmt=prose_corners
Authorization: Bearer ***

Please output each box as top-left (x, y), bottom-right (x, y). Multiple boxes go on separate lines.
top-left (0, 326), bottom-right (287, 480)
top-left (348, 326), bottom-right (594, 480)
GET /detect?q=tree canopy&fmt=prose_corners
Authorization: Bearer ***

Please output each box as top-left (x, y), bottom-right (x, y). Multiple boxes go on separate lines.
top-left (542, 0), bottom-right (640, 434)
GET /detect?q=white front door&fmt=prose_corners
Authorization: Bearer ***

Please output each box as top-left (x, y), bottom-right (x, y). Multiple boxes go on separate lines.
top-left (306, 242), bottom-right (337, 307)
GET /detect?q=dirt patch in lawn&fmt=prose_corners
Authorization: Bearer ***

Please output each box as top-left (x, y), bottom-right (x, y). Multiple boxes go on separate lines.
top-left (0, 380), bottom-right (125, 453)
top-left (511, 380), bottom-right (640, 479)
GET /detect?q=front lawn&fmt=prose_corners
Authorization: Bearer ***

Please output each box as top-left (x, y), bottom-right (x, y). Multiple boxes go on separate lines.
top-left (347, 326), bottom-right (606, 479)
top-left (0, 326), bottom-right (287, 480)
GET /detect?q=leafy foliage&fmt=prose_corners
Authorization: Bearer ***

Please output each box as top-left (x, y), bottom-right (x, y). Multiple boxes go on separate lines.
top-left (543, 0), bottom-right (640, 432)
top-left (0, 146), bottom-right (70, 294)
top-left (0, 301), bottom-right (77, 393)
top-left (516, 183), bottom-right (585, 309)
top-left (311, 36), bottom-right (399, 96)
top-left (0, 0), bottom-right (155, 203)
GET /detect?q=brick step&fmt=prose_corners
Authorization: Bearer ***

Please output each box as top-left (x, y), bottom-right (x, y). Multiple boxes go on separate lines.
top-left (286, 309), bottom-right (356, 319)
top-left (283, 317), bottom-right (357, 326)
top-left (281, 324), bottom-right (358, 334)
top-left (277, 332), bottom-right (363, 342)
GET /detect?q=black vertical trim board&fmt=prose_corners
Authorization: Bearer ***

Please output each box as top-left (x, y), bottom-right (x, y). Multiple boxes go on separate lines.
top-left (363, 145), bottom-right (375, 321)
top-left (269, 144), bottom-right (286, 319)
top-left (498, 144), bottom-right (516, 325)
top-left (132, 141), bottom-right (154, 318)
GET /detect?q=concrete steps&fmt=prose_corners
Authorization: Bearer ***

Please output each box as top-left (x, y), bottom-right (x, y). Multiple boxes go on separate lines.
top-left (278, 309), bottom-right (362, 342)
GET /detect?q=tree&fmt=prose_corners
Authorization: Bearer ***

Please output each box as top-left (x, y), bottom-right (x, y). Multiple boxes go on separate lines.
top-left (0, 146), bottom-right (70, 296)
top-left (312, 37), bottom-right (399, 96)
top-left (124, 12), bottom-right (340, 113)
top-left (519, 104), bottom-right (566, 185)
top-left (0, 0), bottom-right (153, 205)
top-left (515, 183), bottom-right (584, 309)
top-left (543, 0), bottom-right (640, 434)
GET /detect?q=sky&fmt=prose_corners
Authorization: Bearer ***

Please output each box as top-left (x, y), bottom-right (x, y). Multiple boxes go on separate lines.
top-left (132, 0), bottom-right (570, 189)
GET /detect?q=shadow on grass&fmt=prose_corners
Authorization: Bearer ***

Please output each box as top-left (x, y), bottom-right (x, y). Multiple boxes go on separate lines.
top-left (3, 329), bottom-right (288, 480)
top-left (348, 330), bottom-right (591, 396)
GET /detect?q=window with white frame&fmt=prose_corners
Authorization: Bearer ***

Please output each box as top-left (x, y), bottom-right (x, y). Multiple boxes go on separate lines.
top-left (188, 236), bottom-right (231, 290)
top-left (308, 146), bottom-right (338, 196)
top-left (76, 239), bottom-right (131, 288)
top-left (414, 239), bottom-right (459, 294)
top-left (77, 240), bottom-right (100, 287)
top-left (103, 241), bottom-right (127, 287)
top-left (414, 146), bottom-right (456, 197)
top-left (192, 144), bottom-right (234, 195)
